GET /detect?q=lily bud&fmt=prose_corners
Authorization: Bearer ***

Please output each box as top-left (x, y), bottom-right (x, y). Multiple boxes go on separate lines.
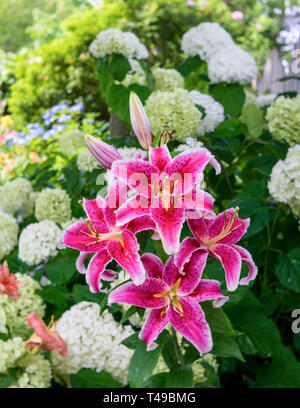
top-left (129, 92), bottom-right (152, 150)
top-left (85, 134), bottom-right (122, 169)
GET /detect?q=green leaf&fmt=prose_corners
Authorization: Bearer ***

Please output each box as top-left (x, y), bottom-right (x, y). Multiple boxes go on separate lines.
top-left (210, 83), bottom-right (245, 117)
top-left (244, 206), bottom-right (270, 238)
top-left (73, 284), bottom-right (105, 304)
top-left (275, 248), bottom-right (300, 293)
top-left (121, 333), bottom-right (140, 350)
top-left (142, 373), bottom-right (168, 388)
top-left (0, 376), bottom-right (16, 388)
top-left (128, 332), bottom-right (168, 387)
top-left (177, 56), bottom-right (204, 76)
top-left (256, 347), bottom-right (300, 388)
top-left (214, 118), bottom-right (247, 138)
top-left (70, 368), bottom-right (122, 388)
top-left (45, 257), bottom-right (77, 285)
top-left (240, 103), bottom-right (264, 139)
top-left (37, 285), bottom-right (69, 309)
top-left (109, 53), bottom-right (131, 81)
top-left (118, 306), bottom-right (140, 326)
top-left (165, 364), bottom-right (193, 388)
top-left (201, 302), bottom-right (235, 335)
top-left (211, 332), bottom-right (244, 361)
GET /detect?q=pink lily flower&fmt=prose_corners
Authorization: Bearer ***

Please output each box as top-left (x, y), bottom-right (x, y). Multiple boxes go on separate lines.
top-left (175, 208), bottom-right (258, 292)
top-left (108, 251), bottom-right (228, 354)
top-left (112, 144), bottom-right (220, 255)
top-left (62, 181), bottom-right (156, 291)
top-left (85, 134), bottom-right (122, 169)
top-left (0, 261), bottom-right (25, 301)
top-left (26, 312), bottom-right (68, 357)
top-left (129, 92), bottom-right (152, 150)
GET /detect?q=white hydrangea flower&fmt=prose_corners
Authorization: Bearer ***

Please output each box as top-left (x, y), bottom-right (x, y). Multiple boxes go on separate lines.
top-left (0, 178), bottom-right (34, 217)
top-left (256, 94), bottom-right (276, 108)
top-left (266, 96), bottom-right (300, 145)
top-left (181, 22), bottom-right (234, 61)
top-left (89, 28), bottom-right (148, 60)
top-left (0, 273), bottom-right (45, 338)
top-left (18, 220), bottom-right (62, 266)
top-left (269, 145), bottom-right (300, 222)
top-left (58, 130), bottom-right (85, 156)
top-left (175, 137), bottom-right (204, 153)
top-left (52, 302), bottom-right (134, 385)
top-left (189, 90), bottom-right (225, 135)
top-left (0, 337), bottom-right (51, 388)
top-left (77, 149), bottom-right (100, 172)
top-left (153, 68), bottom-right (184, 91)
top-left (145, 89), bottom-right (202, 142)
top-left (104, 147), bottom-right (146, 186)
top-left (0, 212), bottom-right (19, 261)
top-left (207, 46), bottom-right (258, 85)
top-left (121, 58), bottom-right (146, 87)
top-left (35, 188), bottom-right (71, 224)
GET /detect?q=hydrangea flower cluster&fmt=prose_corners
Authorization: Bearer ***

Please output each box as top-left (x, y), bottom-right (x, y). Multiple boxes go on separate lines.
top-left (145, 88), bottom-right (202, 141)
top-left (0, 178), bottom-right (34, 217)
top-left (18, 220), bottom-right (62, 266)
top-left (77, 149), bottom-right (101, 172)
top-left (35, 188), bottom-right (72, 224)
top-left (62, 93), bottom-right (258, 356)
top-left (268, 145), bottom-right (300, 226)
top-left (58, 129), bottom-right (85, 156)
top-left (189, 91), bottom-right (225, 136)
top-left (0, 337), bottom-right (51, 388)
top-left (52, 302), bottom-right (134, 385)
top-left (0, 212), bottom-right (19, 261)
top-left (89, 28), bottom-right (149, 60)
top-left (266, 96), bottom-right (300, 145)
top-left (175, 137), bottom-right (204, 153)
top-left (0, 273), bottom-right (45, 338)
top-left (153, 68), bottom-right (184, 91)
top-left (181, 22), bottom-right (257, 85)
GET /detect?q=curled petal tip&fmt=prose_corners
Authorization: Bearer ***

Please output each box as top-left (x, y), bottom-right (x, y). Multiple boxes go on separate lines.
top-left (129, 92), bottom-right (152, 150)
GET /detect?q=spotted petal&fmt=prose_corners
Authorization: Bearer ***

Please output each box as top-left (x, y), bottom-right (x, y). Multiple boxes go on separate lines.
top-left (62, 220), bottom-right (108, 253)
top-left (233, 245), bottom-right (258, 286)
top-left (86, 250), bottom-right (112, 293)
top-left (208, 209), bottom-right (250, 245)
top-left (213, 244), bottom-right (242, 292)
top-left (177, 249), bottom-right (208, 296)
top-left (174, 237), bottom-right (201, 272)
top-left (141, 253), bottom-right (164, 279)
top-left (83, 197), bottom-right (105, 222)
top-left (139, 308), bottom-right (169, 351)
top-left (190, 279), bottom-right (229, 307)
top-left (149, 145), bottom-right (172, 172)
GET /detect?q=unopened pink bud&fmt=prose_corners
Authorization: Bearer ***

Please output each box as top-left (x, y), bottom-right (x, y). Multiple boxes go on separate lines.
top-left (232, 11), bottom-right (243, 21)
top-left (85, 134), bottom-right (122, 169)
top-left (129, 92), bottom-right (152, 150)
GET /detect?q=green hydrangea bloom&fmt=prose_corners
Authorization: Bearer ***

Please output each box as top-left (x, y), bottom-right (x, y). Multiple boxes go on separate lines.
top-left (58, 129), bottom-right (85, 156)
top-left (0, 178), bottom-right (34, 217)
top-left (266, 96), bottom-right (300, 145)
top-left (77, 149), bottom-right (100, 172)
top-left (35, 188), bottom-right (71, 224)
top-left (0, 212), bottom-right (19, 261)
top-left (145, 89), bottom-right (202, 142)
top-left (153, 68), bottom-right (184, 91)
top-left (0, 273), bottom-right (45, 338)
top-left (0, 338), bottom-right (51, 388)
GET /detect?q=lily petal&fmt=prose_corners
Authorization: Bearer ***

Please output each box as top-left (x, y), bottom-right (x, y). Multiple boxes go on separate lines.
top-left (101, 269), bottom-right (118, 282)
top-left (177, 249), bottom-right (208, 296)
top-left (187, 217), bottom-right (210, 243)
top-left (62, 220), bottom-right (108, 253)
top-left (86, 250), bottom-right (112, 292)
top-left (76, 252), bottom-right (89, 274)
top-left (107, 230), bottom-right (146, 285)
top-left (233, 245), bottom-right (258, 286)
top-left (139, 308), bottom-right (169, 351)
top-left (115, 196), bottom-right (150, 226)
top-left (174, 237), bottom-right (201, 272)
top-left (126, 215), bottom-right (156, 235)
top-left (83, 197), bottom-right (105, 222)
top-left (108, 278), bottom-right (170, 309)
top-left (141, 253), bottom-right (164, 279)
top-left (151, 203), bottom-right (185, 255)
top-left (209, 208), bottom-right (250, 245)
top-left (168, 297), bottom-right (213, 355)
top-left (213, 244), bottom-right (242, 292)
top-left (149, 145), bottom-right (172, 172)
top-left (190, 279), bottom-right (229, 307)
top-left (183, 190), bottom-right (215, 217)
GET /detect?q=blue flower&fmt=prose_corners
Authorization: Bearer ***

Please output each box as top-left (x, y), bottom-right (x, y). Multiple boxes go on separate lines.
top-left (53, 124), bottom-right (67, 132)
top-left (70, 103), bottom-right (84, 112)
top-left (42, 128), bottom-right (58, 140)
top-left (50, 103), bottom-right (69, 114)
top-left (57, 114), bottom-right (72, 123)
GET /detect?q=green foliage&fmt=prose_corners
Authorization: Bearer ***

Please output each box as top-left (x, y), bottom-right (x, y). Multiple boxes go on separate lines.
top-left (70, 368), bottom-right (122, 388)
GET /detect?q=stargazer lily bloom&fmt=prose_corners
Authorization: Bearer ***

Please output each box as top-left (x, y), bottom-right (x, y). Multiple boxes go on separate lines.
top-left (112, 144), bottom-right (220, 255)
top-left (129, 92), bottom-right (152, 150)
top-left (62, 181), bottom-right (156, 291)
top-left (26, 312), bottom-right (68, 357)
top-left (108, 251), bottom-right (228, 354)
top-left (0, 261), bottom-right (25, 300)
top-left (175, 208), bottom-right (258, 292)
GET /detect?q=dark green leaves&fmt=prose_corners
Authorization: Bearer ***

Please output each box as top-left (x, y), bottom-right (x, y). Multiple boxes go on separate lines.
top-left (109, 54), bottom-right (131, 81)
top-left (37, 285), bottom-right (69, 309)
top-left (214, 118), bottom-right (247, 138)
top-left (70, 368), bottom-right (122, 388)
top-left (275, 248), bottom-right (300, 293)
top-left (73, 284), bottom-right (106, 304)
top-left (210, 83), bottom-right (245, 117)
top-left (45, 256), bottom-right (77, 285)
top-left (177, 55), bottom-right (204, 76)
top-left (165, 364), bottom-right (193, 388)
top-left (240, 103), bottom-right (264, 139)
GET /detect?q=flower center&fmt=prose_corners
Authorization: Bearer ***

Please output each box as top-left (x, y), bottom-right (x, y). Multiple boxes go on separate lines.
top-left (82, 221), bottom-right (124, 246)
top-left (154, 278), bottom-right (184, 315)
top-left (150, 176), bottom-right (179, 210)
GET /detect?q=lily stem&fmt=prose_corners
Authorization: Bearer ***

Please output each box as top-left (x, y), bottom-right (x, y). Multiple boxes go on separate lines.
top-left (171, 327), bottom-right (185, 366)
